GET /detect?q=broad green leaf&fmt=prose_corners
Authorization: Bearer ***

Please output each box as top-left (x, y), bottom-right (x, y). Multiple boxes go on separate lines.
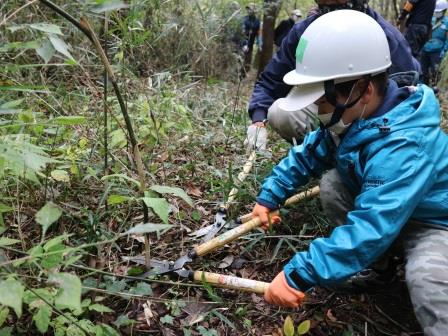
top-left (105, 279), bottom-right (127, 294)
top-left (126, 267), bottom-right (144, 276)
top-left (0, 108), bottom-right (21, 115)
top-left (107, 194), bottom-right (131, 205)
top-left (29, 23), bottom-right (63, 35)
top-left (66, 324), bottom-right (86, 336)
top-left (49, 35), bottom-right (74, 60)
top-left (109, 129), bottom-right (127, 149)
top-left (160, 314), bottom-right (174, 325)
top-left (196, 326), bottom-right (218, 336)
top-left (41, 243), bottom-right (65, 269)
top-left (0, 135), bottom-right (58, 183)
top-left (23, 288), bottom-right (54, 306)
top-left (33, 305), bottom-right (52, 333)
top-left (51, 170), bottom-right (70, 183)
top-left (36, 40), bottom-right (56, 64)
top-left (0, 237), bottom-right (21, 247)
top-left (124, 223), bottom-right (172, 235)
top-left (0, 40), bottom-right (40, 52)
top-left (35, 202), bottom-right (62, 239)
top-left (77, 319), bottom-right (96, 334)
top-left (0, 278), bottom-right (24, 317)
top-left (141, 197), bottom-right (170, 224)
top-left (53, 116), bottom-right (86, 126)
top-left (0, 327), bottom-right (13, 336)
top-left (0, 204), bottom-right (13, 213)
top-left (88, 303), bottom-right (113, 313)
top-left (1, 99), bottom-right (23, 108)
top-left (128, 282), bottom-right (153, 296)
top-left (94, 324), bottom-right (120, 336)
top-left (113, 314), bottom-right (135, 328)
top-left (297, 319), bottom-right (311, 335)
top-left (49, 273), bottom-right (82, 312)
top-left (0, 307), bottom-right (9, 327)
top-left (91, 0), bottom-right (129, 13)
top-left (283, 316), bottom-right (295, 336)
top-left (150, 185), bottom-right (193, 207)
top-left (43, 234), bottom-right (69, 251)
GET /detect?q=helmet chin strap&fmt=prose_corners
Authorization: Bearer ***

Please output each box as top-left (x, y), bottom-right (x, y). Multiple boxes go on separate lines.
top-left (318, 1), bottom-right (368, 14)
top-left (322, 76), bottom-right (370, 128)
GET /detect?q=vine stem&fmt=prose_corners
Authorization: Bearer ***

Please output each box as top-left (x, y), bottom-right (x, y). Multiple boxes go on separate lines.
top-left (38, 0), bottom-right (151, 267)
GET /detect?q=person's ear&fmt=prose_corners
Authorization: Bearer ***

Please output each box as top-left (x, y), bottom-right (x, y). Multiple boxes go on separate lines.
top-left (359, 81), bottom-right (374, 104)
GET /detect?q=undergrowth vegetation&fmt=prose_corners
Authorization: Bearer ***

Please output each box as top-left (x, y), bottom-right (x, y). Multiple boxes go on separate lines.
top-left (0, 0), bottom-right (443, 335)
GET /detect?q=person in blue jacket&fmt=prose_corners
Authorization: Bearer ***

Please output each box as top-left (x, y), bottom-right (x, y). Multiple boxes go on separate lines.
top-left (245, 0), bottom-right (421, 152)
top-left (253, 10), bottom-right (448, 335)
top-left (421, 0), bottom-right (448, 85)
top-left (397, 0), bottom-right (437, 58)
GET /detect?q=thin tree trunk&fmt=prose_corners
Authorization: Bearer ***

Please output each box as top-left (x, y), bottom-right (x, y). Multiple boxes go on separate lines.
top-left (257, 0), bottom-right (280, 77)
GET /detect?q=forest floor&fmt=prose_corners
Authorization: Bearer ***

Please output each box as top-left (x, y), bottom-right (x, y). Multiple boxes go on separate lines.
top-left (3, 61), bottom-right (447, 335)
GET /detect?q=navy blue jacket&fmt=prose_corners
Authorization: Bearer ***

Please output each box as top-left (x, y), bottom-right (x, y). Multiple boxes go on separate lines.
top-left (407, 0), bottom-right (436, 26)
top-left (243, 15), bottom-right (260, 48)
top-left (249, 8), bottom-right (421, 123)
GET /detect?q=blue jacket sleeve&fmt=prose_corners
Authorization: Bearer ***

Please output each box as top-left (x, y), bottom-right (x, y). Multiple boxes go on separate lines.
top-left (284, 136), bottom-right (436, 290)
top-left (256, 130), bottom-right (336, 209)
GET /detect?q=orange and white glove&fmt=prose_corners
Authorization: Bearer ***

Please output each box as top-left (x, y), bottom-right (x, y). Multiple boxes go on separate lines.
top-left (264, 271), bottom-right (305, 308)
top-left (251, 203), bottom-right (281, 230)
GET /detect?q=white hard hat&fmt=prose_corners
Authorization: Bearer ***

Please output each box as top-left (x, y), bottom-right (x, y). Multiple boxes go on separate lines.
top-left (292, 9), bottom-right (302, 17)
top-left (435, 0), bottom-right (448, 12)
top-left (280, 10), bottom-right (391, 112)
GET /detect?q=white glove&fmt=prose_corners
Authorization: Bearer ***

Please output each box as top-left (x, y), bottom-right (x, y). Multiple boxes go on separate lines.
top-left (244, 124), bottom-right (267, 152)
top-left (242, 45), bottom-right (249, 53)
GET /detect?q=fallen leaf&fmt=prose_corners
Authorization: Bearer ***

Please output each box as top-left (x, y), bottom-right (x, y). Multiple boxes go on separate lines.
top-left (186, 183), bottom-right (202, 197)
top-left (130, 234), bottom-right (146, 244)
top-left (196, 206), bottom-right (210, 216)
top-left (326, 309), bottom-right (337, 322)
top-left (159, 152), bottom-right (169, 162)
top-left (230, 257), bottom-right (247, 269)
top-left (161, 327), bottom-right (175, 336)
top-left (181, 302), bottom-right (214, 326)
top-left (218, 255), bottom-right (234, 269)
top-left (143, 300), bottom-right (153, 328)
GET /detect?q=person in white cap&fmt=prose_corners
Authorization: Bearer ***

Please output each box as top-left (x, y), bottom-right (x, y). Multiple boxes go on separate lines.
top-left (274, 9), bottom-right (303, 48)
top-left (252, 10), bottom-right (448, 335)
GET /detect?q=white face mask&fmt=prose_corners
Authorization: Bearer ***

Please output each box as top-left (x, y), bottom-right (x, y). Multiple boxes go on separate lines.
top-left (317, 102), bottom-right (367, 134)
top-left (329, 119), bottom-right (352, 134)
top-left (318, 113), bottom-right (352, 134)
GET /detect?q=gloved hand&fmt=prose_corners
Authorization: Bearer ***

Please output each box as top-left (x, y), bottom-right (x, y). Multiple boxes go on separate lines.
top-left (251, 203), bottom-right (281, 230)
top-left (242, 45), bottom-right (249, 53)
top-left (264, 271), bottom-right (305, 308)
top-left (244, 123), bottom-right (268, 152)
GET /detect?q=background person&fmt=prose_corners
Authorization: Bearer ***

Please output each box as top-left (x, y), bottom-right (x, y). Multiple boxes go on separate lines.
top-left (420, 0), bottom-right (448, 85)
top-left (274, 9), bottom-right (303, 48)
top-left (397, 0), bottom-right (437, 57)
